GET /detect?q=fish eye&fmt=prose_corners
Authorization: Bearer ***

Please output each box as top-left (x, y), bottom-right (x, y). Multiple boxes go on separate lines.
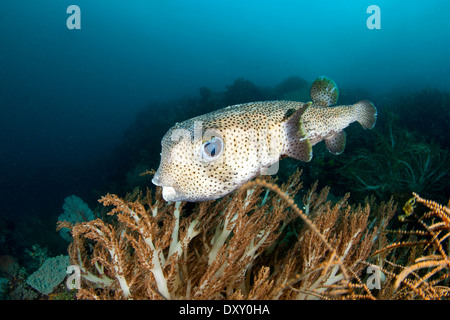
top-left (201, 137), bottom-right (223, 161)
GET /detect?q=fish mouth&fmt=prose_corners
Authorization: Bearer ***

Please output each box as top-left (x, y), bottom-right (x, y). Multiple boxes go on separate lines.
top-left (152, 172), bottom-right (172, 190)
top-left (152, 175), bottom-right (182, 202)
top-left (161, 186), bottom-right (179, 202)
top-left (151, 175), bottom-right (163, 187)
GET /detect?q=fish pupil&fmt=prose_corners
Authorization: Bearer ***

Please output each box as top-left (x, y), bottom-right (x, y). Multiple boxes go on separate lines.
top-left (202, 137), bottom-right (223, 160)
top-left (205, 142), bottom-right (216, 156)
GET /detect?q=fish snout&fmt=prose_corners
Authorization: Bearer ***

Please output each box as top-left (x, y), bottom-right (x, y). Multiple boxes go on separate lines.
top-left (152, 169), bottom-right (173, 187)
top-left (152, 171), bottom-right (183, 202)
top-left (151, 174), bottom-right (163, 187)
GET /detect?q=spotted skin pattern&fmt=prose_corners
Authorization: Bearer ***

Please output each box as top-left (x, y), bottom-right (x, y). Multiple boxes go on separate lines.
top-left (153, 77), bottom-right (377, 202)
top-left (310, 76), bottom-right (339, 107)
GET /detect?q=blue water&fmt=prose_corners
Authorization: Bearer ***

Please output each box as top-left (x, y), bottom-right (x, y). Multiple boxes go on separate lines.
top-left (0, 1), bottom-right (449, 258)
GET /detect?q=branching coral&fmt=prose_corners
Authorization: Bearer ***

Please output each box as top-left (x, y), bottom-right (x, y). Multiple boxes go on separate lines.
top-left (58, 195), bottom-right (95, 242)
top-left (266, 183), bottom-right (396, 300)
top-left (60, 173), bottom-right (299, 299)
top-left (372, 193), bottom-right (450, 299)
top-left (59, 171), bottom-right (397, 300)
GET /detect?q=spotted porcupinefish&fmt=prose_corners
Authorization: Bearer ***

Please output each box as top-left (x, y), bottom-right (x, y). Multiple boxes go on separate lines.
top-left (152, 76), bottom-right (377, 202)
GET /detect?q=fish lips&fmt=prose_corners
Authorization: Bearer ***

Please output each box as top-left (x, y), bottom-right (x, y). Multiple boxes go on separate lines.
top-left (152, 173), bottom-right (184, 202)
top-left (161, 186), bottom-right (180, 202)
top-left (152, 174), bottom-right (223, 202)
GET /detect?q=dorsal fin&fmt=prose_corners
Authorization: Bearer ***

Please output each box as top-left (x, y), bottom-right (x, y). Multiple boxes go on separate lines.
top-left (310, 76), bottom-right (339, 107)
top-left (283, 102), bottom-right (313, 162)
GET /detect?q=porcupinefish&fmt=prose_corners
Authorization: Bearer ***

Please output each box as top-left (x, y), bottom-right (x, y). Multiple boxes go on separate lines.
top-left (152, 76), bottom-right (377, 202)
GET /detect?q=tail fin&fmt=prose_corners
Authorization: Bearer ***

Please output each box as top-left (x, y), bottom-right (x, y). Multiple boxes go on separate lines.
top-left (353, 100), bottom-right (377, 129)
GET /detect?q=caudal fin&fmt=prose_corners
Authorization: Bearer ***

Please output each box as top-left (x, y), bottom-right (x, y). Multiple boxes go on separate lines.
top-left (353, 100), bottom-right (377, 129)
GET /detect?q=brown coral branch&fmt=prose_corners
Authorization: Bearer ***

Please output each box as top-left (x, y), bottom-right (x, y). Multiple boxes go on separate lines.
top-left (62, 170), bottom-right (399, 300)
top-left (241, 178), bottom-right (336, 255)
top-left (374, 193), bottom-right (450, 299)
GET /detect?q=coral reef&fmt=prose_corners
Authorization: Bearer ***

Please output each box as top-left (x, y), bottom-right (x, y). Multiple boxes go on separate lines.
top-left (59, 171), bottom-right (397, 300)
top-left (222, 78), bottom-right (266, 106)
top-left (0, 277), bottom-right (8, 299)
top-left (25, 255), bottom-right (70, 295)
top-left (337, 116), bottom-right (450, 203)
top-left (371, 193), bottom-right (450, 299)
top-left (0, 255), bottom-right (19, 277)
top-left (24, 244), bottom-right (49, 267)
top-left (2, 75), bottom-right (448, 302)
top-left (7, 281), bottom-right (40, 300)
top-left (58, 195), bottom-right (95, 242)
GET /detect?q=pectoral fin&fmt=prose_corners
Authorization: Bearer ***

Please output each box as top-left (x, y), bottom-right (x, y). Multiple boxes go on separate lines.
top-left (284, 102), bottom-right (313, 162)
top-left (324, 131), bottom-right (346, 155)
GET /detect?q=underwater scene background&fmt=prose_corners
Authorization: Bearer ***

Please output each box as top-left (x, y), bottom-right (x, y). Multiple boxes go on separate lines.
top-left (0, 0), bottom-right (449, 300)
